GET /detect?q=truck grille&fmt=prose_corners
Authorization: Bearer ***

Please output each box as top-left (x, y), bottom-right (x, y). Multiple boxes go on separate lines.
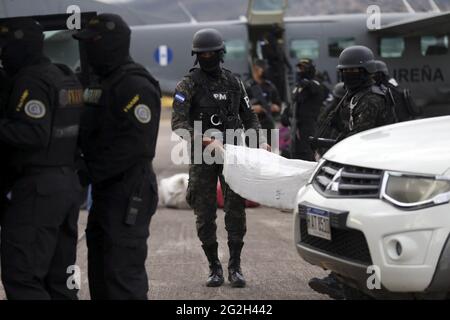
top-left (313, 160), bottom-right (382, 198)
top-left (299, 218), bottom-right (372, 265)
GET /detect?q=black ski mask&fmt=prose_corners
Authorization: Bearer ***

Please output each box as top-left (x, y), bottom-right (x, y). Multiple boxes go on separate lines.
top-left (0, 19), bottom-right (44, 77)
top-left (73, 14), bottom-right (132, 77)
top-left (197, 51), bottom-right (223, 74)
top-left (342, 69), bottom-right (371, 92)
top-left (85, 34), bottom-right (130, 76)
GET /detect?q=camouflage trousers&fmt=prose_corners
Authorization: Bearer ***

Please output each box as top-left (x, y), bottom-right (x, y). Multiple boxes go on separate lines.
top-left (186, 163), bottom-right (246, 246)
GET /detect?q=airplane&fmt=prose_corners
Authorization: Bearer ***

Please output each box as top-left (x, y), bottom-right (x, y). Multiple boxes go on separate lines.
top-left (3, 0), bottom-right (450, 117)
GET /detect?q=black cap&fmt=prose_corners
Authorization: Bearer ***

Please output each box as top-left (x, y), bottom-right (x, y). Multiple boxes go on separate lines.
top-left (73, 13), bottom-right (130, 41)
top-left (0, 17), bottom-right (44, 47)
top-left (297, 58), bottom-right (314, 68)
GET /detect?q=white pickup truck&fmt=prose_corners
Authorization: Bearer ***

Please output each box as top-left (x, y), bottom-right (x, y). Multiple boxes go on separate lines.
top-left (294, 116), bottom-right (450, 299)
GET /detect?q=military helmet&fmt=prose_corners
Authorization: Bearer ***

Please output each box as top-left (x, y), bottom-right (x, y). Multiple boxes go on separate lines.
top-left (191, 28), bottom-right (225, 55)
top-left (332, 82), bottom-right (346, 99)
top-left (337, 45), bottom-right (377, 73)
top-left (374, 60), bottom-right (389, 76)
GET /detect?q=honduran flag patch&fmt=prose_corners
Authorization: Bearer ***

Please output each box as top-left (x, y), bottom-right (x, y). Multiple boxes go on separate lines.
top-left (175, 93), bottom-right (186, 103)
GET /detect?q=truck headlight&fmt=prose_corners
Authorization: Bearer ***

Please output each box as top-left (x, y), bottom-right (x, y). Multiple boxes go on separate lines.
top-left (381, 172), bottom-right (450, 210)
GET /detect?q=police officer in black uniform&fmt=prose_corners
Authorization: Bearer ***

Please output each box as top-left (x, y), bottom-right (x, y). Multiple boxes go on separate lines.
top-left (0, 18), bottom-right (83, 300)
top-left (172, 28), bottom-right (268, 288)
top-left (73, 14), bottom-right (161, 300)
top-left (245, 59), bottom-right (282, 146)
top-left (291, 58), bottom-right (324, 161)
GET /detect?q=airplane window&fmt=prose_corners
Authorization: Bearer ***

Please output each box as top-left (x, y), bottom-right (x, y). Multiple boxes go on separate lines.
top-left (380, 37), bottom-right (405, 58)
top-left (224, 39), bottom-right (247, 60)
top-left (421, 35), bottom-right (449, 56)
top-left (251, 0), bottom-right (285, 11)
top-left (290, 39), bottom-right (319, 59)
top-left (328, 37), bottom-right (355, 57)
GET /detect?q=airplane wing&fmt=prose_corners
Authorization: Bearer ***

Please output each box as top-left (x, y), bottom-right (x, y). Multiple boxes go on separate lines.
top-left (370, 12), bottom-right (450, 37)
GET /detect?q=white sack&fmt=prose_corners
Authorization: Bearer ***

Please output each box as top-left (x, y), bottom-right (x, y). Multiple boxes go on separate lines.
top-left (159, 173), bottom-right (190, 209)
top-left (222, 145), bottom-right (317, 210)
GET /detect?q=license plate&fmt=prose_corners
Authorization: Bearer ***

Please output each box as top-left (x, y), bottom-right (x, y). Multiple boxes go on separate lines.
top-left (306, 207), bottom-right (331, 240)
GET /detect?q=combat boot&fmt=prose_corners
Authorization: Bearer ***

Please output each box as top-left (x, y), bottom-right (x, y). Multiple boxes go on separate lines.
top-left (201, 242), bottom-right (224, 287)
top-left (228, 241), bottom-right (246, 288)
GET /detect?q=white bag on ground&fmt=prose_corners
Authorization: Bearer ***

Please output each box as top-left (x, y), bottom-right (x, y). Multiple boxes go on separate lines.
top-left (159, 173), bottom-right (190, 209)
top-left (222, 145), bottom-right (317, 210)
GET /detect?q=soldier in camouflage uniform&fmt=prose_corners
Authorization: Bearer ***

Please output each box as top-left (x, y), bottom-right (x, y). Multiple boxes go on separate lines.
top-left (325, 46), bottom-right (393, 141)
top-left (308, 46), bottom-right (393, 300)
top-left (172, 28), bottom-right (268, 288)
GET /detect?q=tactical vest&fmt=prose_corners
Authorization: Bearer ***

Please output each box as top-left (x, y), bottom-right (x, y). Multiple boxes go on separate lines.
top-left (347, 85), bottom-right (390, 131)
top-left (12, 62), bottom-right (83, 168)
top-left (81, 62), bottom-right (161, 165)
top-left (189, 68), bottom-right (242, 135)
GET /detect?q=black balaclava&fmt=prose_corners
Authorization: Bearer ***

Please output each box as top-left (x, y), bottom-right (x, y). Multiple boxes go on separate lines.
top-left (297, 61), bottom-right (316, 81)
top-left (197, 50), bottom-right (223, 75)
top-left (75, 14), bottom-right (133, 77)
top-left (342, 68), bottom-right (372, 93)
top-left (373, 71), bottom-right (386, 86)
top-left (0, 20), bottom-right (45, 77)
top-left (85, 33), bottom-right (131, 77)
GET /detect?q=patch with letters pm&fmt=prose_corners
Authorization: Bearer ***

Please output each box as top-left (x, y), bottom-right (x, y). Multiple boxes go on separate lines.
top-left (24, 100), bottom-right (46, 119)
top-left (174, 93), bottom-right (186, 103)
top-left (134, 104), bottom-right (152, 124)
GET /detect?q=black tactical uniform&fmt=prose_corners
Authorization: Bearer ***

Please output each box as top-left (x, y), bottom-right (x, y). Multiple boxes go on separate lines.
top-left (374, 60), bottom-right (419, 122)
top-left (73, 14), bottom-right (161, 300)
top-left (0, 18), bottom-right (83, 300)
top-left (245, 60), bottom-right (281, 146)
top-left (260, 24), bottom-right (292, 102)
top-left (172, 28), bottom-right (263, 288)
top-left (291, 59), bottom-right (324, 161)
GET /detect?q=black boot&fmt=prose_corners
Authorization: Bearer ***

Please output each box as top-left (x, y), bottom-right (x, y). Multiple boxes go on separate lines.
top-left (228, 241), bottom-right (246, 288)
top-left (202, 243), bottom-right (224, 287)
top-left (308, 273), bottom-right (345, 300)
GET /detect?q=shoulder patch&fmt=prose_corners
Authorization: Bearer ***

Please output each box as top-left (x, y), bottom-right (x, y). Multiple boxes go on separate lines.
top-left (174, 92), bottom-right (186, 103)
top-left (134, 104), bottom-right (152, 124)
top-left (24, 100), bottom-right (46, 119)
top-left (16, 89), bottom-right (30, 112)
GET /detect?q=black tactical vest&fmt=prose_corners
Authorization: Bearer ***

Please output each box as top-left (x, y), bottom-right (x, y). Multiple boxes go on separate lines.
top-left (81, 62), bottom-right (161, 164)
top-left (12, 62), bottom-right (83, 168)
top-left (189, 68), bottom-right (242, 134)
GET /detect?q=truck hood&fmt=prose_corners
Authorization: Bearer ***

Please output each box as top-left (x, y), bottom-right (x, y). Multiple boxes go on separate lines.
top-left (324, 116), bottom-right (450, 176)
